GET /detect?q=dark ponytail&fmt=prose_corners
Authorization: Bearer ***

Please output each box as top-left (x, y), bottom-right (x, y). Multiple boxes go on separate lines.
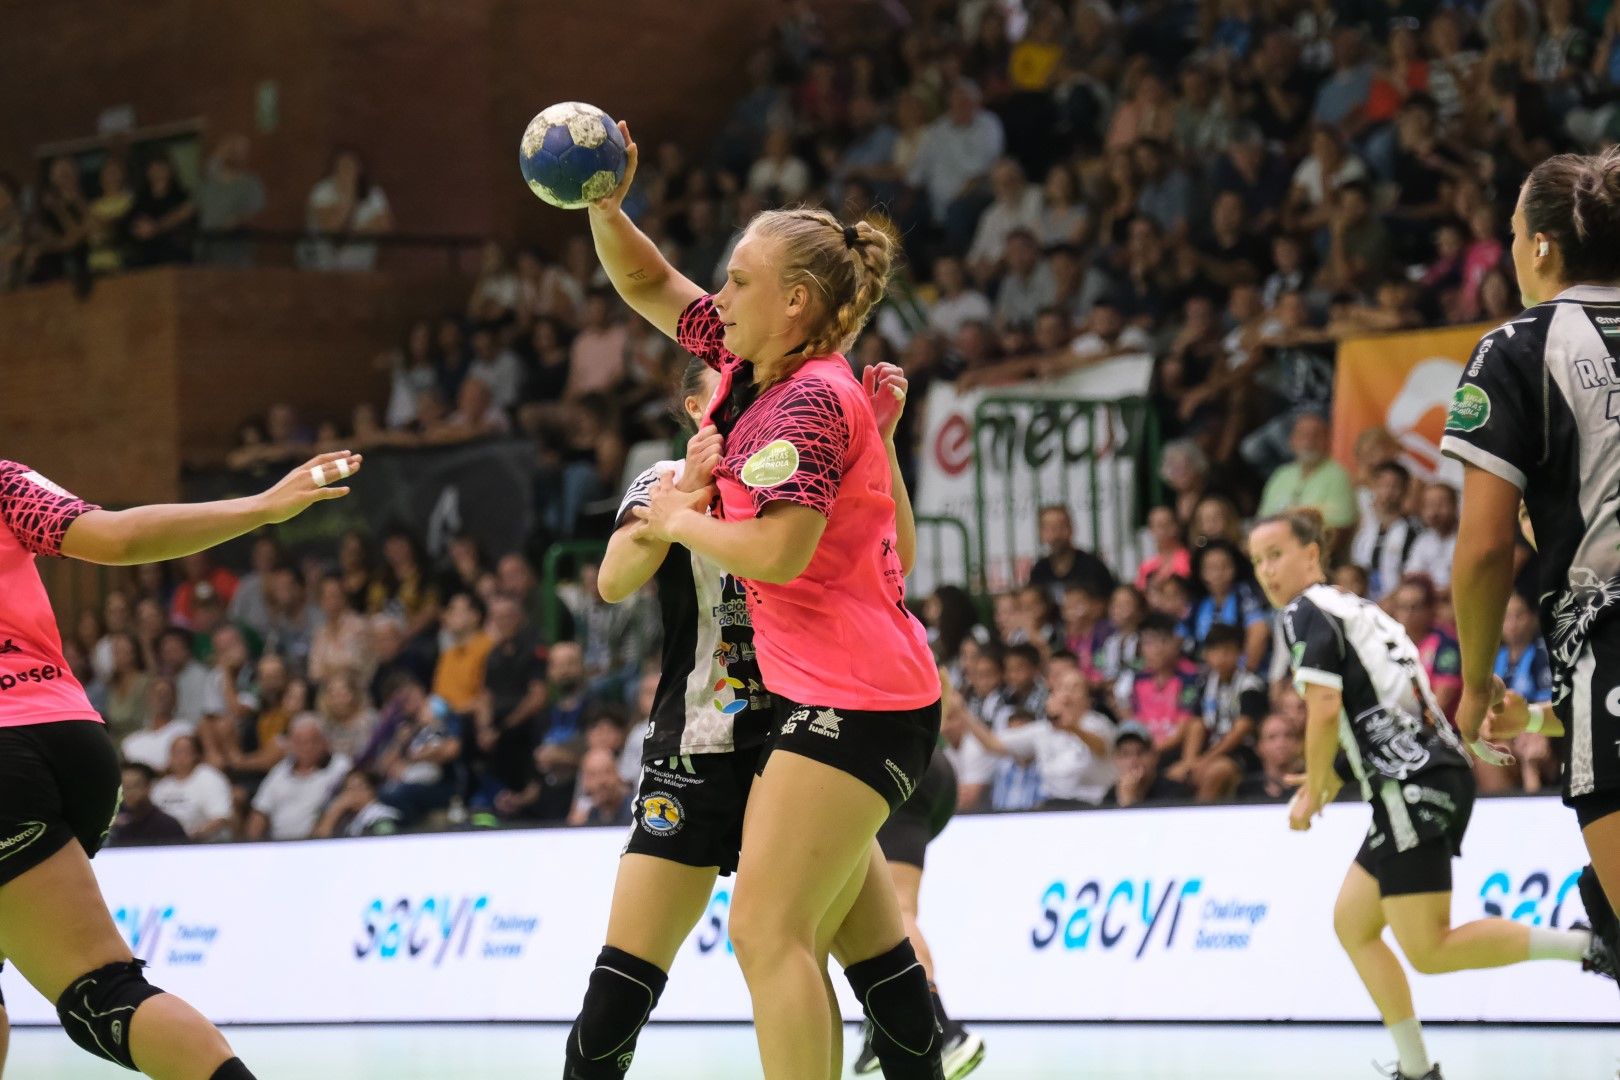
top-left (1522, 146), bottom-right (1620, 282)
top-left (671, 357), bottom-right (711, 434)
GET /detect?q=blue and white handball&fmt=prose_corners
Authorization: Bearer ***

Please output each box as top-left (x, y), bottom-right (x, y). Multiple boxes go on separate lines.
top-left (519, 102), bottom-right (628, 210)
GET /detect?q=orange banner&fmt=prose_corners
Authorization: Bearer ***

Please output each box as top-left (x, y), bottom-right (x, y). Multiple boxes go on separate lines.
top-left (1331, 322), bottom-right (1490, 486)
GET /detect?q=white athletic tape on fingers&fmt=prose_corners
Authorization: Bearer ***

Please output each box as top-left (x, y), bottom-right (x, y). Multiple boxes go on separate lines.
top-left (335, 458), bottom-right (352, 479)
top-left (310, 465), bottom-right (327, 486)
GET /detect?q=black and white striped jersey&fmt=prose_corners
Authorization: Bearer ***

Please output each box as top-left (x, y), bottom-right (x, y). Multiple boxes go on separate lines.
top-left (1282, 584), bottom-right (1469, 803)
top-left (1440, 286), bottom-right (1620, 800)
top-left (617, 462), bottom-right (772, 758)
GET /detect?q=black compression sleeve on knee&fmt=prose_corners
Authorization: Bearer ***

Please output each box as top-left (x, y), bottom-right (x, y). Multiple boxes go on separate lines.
top-left (844, 940), bottom-right (944, 1080)
top-left (564, 946), bottom-right (669, 1079)
top-left (210, 1058), bottom-right (257, 1080)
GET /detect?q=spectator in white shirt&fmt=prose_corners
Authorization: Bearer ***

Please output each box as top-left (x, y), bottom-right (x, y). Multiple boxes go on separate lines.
top-left (1066, 297), bottom-right (1153, 362)
top-left (993, 229), bottom-right (1057, 330)
top-left (955, 648), bottom-right (1015, 810)
top-left (957, 668), bottom-right (1117, 807)
top-left (151, 734), bottom-right (234, 841)
top-left (746, 127), bottom-right (811, 202)
top-left (122, 678), bottom-right (196, 772)
top-left (467, 325), bottom-right (525, 411)
top-left (1349, 461), bottom-right (1420, 599)
top-left (966, 158), bottom-right (1045, 283)
top-left (908, 78), bottom-right (1005, 239)
top-left (1403, 481), bottom-right (1460, 591)
top-left (926, 255), bottom-right (994, 339)
top-left (302, 148), bottom-right (394, 271)
top-left (247, 716), bottom-right (351, 841)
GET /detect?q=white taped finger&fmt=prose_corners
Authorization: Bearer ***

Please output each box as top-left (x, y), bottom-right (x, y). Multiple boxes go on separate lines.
top-left (310, 465), bottom-right (328, 486)
top-left (335, 458), bottom-right (352, 480)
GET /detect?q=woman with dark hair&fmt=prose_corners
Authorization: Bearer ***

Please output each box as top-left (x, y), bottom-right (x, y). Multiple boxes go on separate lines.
top-left (1448, 146), bottom-right (1620, 982)
top-left (366, 528), bottom-right (440, 641)
top-left (927, 584), bottom-right (985, 674)
top-left (1189, 539), bottom-right (1271, 670)
top-left (128, 155), bottom-right (195, 266)
top-left (303, 147), bottom-right (394, 270)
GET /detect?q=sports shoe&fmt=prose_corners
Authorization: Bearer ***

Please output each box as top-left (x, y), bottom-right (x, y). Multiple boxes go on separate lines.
top-left (1378, 1062), bottom-right (1444, 1080)
top-left (943, 1029), bottom-right (986, 1080)
top-left (852, 1020), bottom-right (879, 1075)
top-left (1577, 920), bottom-right (1620, 983)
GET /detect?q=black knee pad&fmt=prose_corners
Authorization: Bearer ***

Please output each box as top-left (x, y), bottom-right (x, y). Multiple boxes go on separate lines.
top-left (844, 940), bottom-right (943, 1078)
top-left (565, 946), bottom-right (668, 1077)
top-left (56, 959), bottom-right (164, 1070)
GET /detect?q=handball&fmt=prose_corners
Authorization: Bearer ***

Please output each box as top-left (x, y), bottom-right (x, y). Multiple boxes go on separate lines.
top-left (519, 102), bottom-right (627, 210)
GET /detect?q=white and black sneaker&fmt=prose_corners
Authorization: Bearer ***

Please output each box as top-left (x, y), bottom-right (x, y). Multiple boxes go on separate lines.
top-left (942, 1028), bottom-right (986, 1080)
top-left (1379, 1062), bottom-right (1444, 1080)
top-left (851, 1020), bottom-right (880, 1075)
top-left (1578, 920), bottom-right (1620, 984)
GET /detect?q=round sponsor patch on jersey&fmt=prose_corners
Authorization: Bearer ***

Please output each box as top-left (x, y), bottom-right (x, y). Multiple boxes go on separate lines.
top-left (740, 439), bottom-right (800, 488)
top-left (1446, 384), bottom-right (1491, 432)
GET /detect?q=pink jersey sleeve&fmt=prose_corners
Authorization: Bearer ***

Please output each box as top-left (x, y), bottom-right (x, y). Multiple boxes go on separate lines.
top-left (676, 295), bottom-right (738, 371)
top-left (740, 378), bottom-right (851, 517)
top-left (0, 462), bottom-right (99, 558)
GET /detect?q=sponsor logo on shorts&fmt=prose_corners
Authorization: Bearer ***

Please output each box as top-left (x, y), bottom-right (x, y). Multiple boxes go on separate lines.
top-left (0, 664), bottom-right (62, 692)
top-left (808, 708), bottom-right (842, 739)
top-left (0, 639), bottom-right (20, 656)
top-left (883, 760), bottom-right (915, 802)
top-left (640, 792), bottom-right (685, 836)
top-left (1403, 784), bottom-right (1457, 813)
top-left (0, 821), bottom-right (45, 862)
top-left (780, 708), bottom-right (808, 736)
top-left (1446, 384), bottom-right (1491, 432)
top-left (740, 440), bottom-right (801, 488)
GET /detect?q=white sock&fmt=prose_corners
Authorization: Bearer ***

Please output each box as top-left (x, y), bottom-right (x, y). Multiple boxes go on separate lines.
top-left (1388, 1017), bottom-right (1431, 1077)
top-left (1528, 926), bottom-right (1592, 962)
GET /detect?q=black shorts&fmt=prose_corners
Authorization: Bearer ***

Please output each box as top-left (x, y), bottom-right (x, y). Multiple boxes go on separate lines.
top-left (1572, 786), bottom-right (1620, 831)
top-left (877, 752), bottom-right (957, 870)
top-left (1354, 766), bottom-right (1475, 897)
top-left (0, 720), bottom-right (122, 887)
top-left (625, 749), bottom-right (762, 877)
top-left (760, 696), bottom-right (942, 813)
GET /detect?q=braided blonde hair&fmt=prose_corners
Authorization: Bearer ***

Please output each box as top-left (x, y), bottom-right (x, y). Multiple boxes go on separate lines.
top-left (744, 207), bottom-right (896, 358)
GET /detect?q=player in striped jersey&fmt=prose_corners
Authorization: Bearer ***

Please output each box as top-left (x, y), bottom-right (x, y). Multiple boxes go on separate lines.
top-left (1251, 508), bottom-right (1611, 1080)
top-left (1447, 147), bottom-right (1620, 983)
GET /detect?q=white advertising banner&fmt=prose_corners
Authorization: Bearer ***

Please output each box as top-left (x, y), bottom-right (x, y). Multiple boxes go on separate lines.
top-left (4, 797), bottom-right (1609, 1025)
top-left (911, 357), bottom-right (1154, 596)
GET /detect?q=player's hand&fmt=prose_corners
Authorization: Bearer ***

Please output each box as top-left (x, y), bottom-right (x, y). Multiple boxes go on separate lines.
top-left (629, 474), bottom-right (711, 544)
top-left (1454, 680), bottom-right (1496, 745)
top-left (1287, 785), bottom-right (1314, 831)
top-left (678, 425), bottom-right (724, 491)
top-left (256, 451), bottom-right (363, 525)
top-left (863, 362), bottom-right (909, 443)
top-left (1483, 675), bottom-right (1532, 741)
top-left (588, 120), bottom-right (639, 215)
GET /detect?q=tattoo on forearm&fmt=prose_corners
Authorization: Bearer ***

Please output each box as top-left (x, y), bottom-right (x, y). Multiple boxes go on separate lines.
top-left (628, 269), bottom-right (648, 281)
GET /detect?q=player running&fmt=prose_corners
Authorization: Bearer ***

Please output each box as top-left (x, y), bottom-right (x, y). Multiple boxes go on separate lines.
top-left (580, 121), bottom-right (945, 1080)
top-left (0, 450), bottom-right (360, 1080)
top-left (1251, 508), bottom-right (1612, 1080)
top-left (1446, 146), bottom-right (1620, 976)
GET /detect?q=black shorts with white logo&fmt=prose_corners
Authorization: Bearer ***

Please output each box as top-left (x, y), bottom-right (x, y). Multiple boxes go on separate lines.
top-left (0, 720), bottom-right (121, 886)
top-left (877, 750), bottom-right (957, 869)
top-left (760, 695), bottom-right (942, 814)
top-left (1354, 765), bottom-right (1475, 897)
top-left (624, 749), bottom-right (763, 877)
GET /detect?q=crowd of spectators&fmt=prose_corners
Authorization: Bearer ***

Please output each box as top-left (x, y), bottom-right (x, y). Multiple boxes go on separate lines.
top-left (0, 137), bottom-right (396, 291)
top-left (45, 0), bottom-right (1604, 841)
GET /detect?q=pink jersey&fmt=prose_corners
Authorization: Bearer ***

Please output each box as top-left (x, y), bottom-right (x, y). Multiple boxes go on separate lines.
top-left (0, 462), bottom-right (101, 728)
top-left (678, 296), bottom-right (937, 711)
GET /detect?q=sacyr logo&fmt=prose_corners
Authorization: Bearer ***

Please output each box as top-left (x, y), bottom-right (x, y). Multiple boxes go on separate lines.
top-left (1478, 867), bottom-right (1583, 927)
top-left (113, 904), bottom-right (219, 966)
top-left (355, 895), bottom-right (496, 965)
top-left (1032, 877), bottom-right (1243, 956)
top-left (711, 676), bottom-right (748, 715)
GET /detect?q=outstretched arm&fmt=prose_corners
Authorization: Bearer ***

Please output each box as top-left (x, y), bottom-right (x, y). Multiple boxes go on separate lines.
top-left (586, 121), bottom-right (704, 341)
top-left (61, 451), bottom-right (362, 566)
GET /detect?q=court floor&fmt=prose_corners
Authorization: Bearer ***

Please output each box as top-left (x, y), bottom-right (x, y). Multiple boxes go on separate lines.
top-left (9, 1021), bottom-right (1618, 1078)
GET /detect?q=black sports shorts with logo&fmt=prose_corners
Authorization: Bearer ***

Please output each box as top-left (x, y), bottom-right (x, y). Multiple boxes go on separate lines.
top-left (760, 694), bottom-right (942, 814)
top-left (0, 720), bottom-right (122, 886)
top-left (625, 749), bottom-right (762, 877)
top-left (877, 750), bottom-right (957, 869)
top-left (1353, 765), bottom-right (1475, 897)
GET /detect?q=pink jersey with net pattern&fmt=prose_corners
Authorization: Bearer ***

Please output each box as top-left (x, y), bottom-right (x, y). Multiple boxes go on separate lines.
top-left (676, 297), bottom-right (936, 711)
top-left (0, 462), bottom-right (101, 728)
